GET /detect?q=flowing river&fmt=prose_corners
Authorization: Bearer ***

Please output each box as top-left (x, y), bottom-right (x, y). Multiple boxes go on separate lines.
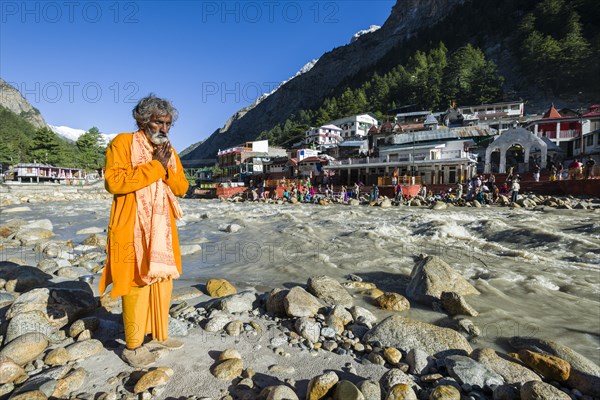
top-left (7, 198), bottom-right (600, 364)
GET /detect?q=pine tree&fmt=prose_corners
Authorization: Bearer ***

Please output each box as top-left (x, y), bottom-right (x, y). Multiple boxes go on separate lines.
top-left (76, 127), bottom-right (105, 170)
top-left (30, 128), bottom-right (61, 165)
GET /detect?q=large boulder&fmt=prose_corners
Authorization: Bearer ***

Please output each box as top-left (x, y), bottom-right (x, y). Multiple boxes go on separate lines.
top-left (445, 355), bottom-right (504, 391)
top-left (520, 381), bottom-right (570, 400)
top-left (283, 286), bottom-right (322, 317)
top-left (510, 336), bottom-right (600, 397)
top-left (307, 275), bottom-right (353, 307)
top-left (363, 315), bottom-right (472, 357)
top-left (406, 256), bottom-right (479, 304)
top-left (471, 348), bottom-right (541, 386)
top-left (215, 290), bottom-right (256, 314)
top-left (0, 262), bottom-right (52, 293)
top-left (0, 333), bottom-right (48, 366)
top-left (5, 310), bottom-right (66, 344)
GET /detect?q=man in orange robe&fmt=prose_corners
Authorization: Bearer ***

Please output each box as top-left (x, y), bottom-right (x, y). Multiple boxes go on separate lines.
top-left (99, 95), bottom-right (189, 367)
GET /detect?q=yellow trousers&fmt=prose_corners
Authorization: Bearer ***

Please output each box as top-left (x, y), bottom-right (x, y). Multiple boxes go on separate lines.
top-left (122, 279), bottom-right (172, 349)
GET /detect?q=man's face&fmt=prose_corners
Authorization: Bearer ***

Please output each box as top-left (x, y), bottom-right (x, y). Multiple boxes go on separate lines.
top-left (144, 114), bottom-right (172, 145)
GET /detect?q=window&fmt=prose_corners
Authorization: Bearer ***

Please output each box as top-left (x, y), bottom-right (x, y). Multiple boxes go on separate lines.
top-left (587, 135), bottom-right (594, 146)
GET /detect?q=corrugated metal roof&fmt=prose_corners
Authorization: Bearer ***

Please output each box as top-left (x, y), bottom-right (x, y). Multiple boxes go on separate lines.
top-left (389, 126), bottom-right (496, 145)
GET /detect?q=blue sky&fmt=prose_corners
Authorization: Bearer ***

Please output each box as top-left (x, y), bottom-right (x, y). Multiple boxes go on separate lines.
top-left (1, 1), bottom-right (395, 151)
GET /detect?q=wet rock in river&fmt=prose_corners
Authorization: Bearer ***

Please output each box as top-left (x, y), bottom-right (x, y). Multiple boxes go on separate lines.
top-left (376, 292), bottom-right (410, 311)
top-left (470, 347), bottom-right (541, 386)
top-left (406, 256), bottom-right (480, 304)
top-left (440, 291), bottom-right (478, 317)
top-left (307, 275), bottom-right (353, 307)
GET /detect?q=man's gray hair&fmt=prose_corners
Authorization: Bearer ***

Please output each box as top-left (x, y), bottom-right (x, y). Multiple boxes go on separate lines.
top-left (133, 94), bottom-right (179, 129)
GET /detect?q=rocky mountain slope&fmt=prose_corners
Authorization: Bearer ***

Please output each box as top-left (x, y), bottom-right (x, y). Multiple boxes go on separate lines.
top-left (181, 0), bottom-right (465, 165)
top-left (0, 78), bottom-right (48, 129)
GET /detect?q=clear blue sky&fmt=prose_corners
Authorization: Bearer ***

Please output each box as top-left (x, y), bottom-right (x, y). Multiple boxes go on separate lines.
top-left (1, 1), bottom-right (395, 151)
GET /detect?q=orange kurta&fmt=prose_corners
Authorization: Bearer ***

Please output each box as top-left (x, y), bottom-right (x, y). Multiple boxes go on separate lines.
top-left (99, 132), bottom-right (189, 298)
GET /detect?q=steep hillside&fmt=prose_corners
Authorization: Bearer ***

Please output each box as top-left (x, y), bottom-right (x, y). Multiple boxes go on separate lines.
top-left (0, 78), bottom-right (48, 129)
top-left (181, 0), bottom-right (599, 165)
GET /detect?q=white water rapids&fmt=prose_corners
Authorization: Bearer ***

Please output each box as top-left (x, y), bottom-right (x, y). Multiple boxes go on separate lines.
top-left (7, 199), bottom-right (600, 364)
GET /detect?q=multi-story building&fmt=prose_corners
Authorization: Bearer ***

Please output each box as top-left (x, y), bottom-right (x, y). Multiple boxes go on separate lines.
top-left (458, 100), bottom-right (525, 133)
top-left (327, 113), bottom-right (379, 139)
top-left (326, 125), bottom-right (496, 185)
top-left (526, 104), bottom-right (600, 158)
top-left (304, 125), bottom-right (343, 148)
top-left (217, 140), bottom-right (286, 181)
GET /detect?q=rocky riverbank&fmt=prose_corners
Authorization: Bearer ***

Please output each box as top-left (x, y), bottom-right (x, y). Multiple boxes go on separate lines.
top-left (0, 203), bottom-right (599, 399)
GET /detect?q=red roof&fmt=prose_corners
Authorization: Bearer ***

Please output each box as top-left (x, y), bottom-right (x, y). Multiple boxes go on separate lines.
top-left (542, 103), bottom-right (562, 119)
top-left (582, 104), bottom-right (600, 117)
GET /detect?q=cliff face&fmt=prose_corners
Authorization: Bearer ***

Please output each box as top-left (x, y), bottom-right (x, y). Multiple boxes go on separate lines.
top-left (182, 0), bottom-right (465, 165)
top-left (0, 78), bottom-right (48, 129)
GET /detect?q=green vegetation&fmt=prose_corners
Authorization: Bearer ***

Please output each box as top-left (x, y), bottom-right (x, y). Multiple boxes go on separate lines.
top-left (0, 106), bottom-right (106, 171)
top-left (258, 42), bottom-right (504, 147)
top-left (518, 0), bottom-right (595, 94)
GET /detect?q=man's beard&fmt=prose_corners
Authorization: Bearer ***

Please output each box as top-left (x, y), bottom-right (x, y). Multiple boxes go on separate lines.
top-left (145, 128), bottom-right (169, 145)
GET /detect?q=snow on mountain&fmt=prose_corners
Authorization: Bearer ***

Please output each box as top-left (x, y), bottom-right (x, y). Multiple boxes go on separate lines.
top-left (351, 25), bottom-right (381, 43)
top-left (251, 59), bottom-right (319, 107)
top-left (50, 125), bottom-right (117, 146)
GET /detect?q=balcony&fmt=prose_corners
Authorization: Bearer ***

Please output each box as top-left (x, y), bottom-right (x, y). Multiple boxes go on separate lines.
top-left (559, 130), bottom-right (579, 139)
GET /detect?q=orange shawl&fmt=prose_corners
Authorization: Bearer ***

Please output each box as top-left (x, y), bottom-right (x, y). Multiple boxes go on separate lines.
top-left (131, 131), bottom-right (183, 284)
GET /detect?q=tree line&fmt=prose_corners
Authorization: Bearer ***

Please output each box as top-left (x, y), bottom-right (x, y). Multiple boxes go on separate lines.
top-left (0, 106), bottom-right (105, 171)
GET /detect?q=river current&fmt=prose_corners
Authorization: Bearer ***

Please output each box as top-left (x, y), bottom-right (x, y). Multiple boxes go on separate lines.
top-left (8, 199), bottom-right (600, 364)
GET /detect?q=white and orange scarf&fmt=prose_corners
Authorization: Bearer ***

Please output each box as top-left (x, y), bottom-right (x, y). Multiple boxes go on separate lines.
top-left (131, 131), bottom-right (183, 285)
